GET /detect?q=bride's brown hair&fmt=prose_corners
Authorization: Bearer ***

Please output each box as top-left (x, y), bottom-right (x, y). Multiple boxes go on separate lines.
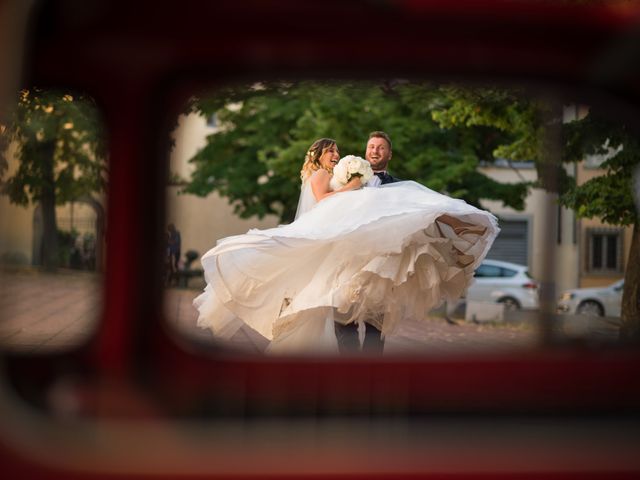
top-left (300, 138), bottom-right (337, 182)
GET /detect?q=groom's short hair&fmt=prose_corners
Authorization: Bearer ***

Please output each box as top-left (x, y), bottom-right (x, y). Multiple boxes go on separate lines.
top-left (368, 131), bottom-right (392, 150)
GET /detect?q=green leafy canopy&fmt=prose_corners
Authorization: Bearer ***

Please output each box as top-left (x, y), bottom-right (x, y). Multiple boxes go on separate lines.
top-left (560, 110), bottom-right (638, 226)
top-left (184, 81), bottom-right (529, 223)
top-left (0, 88), bottom-right (107, 206)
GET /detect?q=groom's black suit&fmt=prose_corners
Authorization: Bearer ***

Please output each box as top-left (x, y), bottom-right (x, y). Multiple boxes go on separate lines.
top-left (334, 170), bottom-right (400, 355)
top-left (374, 171), bottom-right (400, 185)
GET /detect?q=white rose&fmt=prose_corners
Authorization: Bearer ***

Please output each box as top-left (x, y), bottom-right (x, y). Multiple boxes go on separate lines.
top-left (360, 167), bottom-right (374, 184)
top-left (347, 158), bottom-right (361, 175)
top-left (331, 155), bottom-right (373, 188)
top-left (333, 162), bottom-right (348, 184)
top-left (354, 157), bottom-right (373, 182)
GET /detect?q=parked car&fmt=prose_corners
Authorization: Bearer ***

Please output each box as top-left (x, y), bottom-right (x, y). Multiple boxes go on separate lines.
top-left (466, 259), bottom-right (539, 311)
top-left (557, 280), bottom-right (624, 317)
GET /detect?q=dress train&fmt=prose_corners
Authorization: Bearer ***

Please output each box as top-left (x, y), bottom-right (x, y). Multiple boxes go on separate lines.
top-left (194, 181), bottom-right (499, 354)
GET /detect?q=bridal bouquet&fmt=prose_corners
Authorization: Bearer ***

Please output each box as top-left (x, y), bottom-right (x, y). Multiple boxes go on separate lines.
top-left (329, 155), bottom-right (374, 191)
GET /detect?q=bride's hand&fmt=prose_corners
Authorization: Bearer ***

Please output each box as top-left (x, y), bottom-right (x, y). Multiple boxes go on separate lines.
top-left (311, 170), bottom-right (362, 202)
top-left (345, 176), bottom-right (362, 190)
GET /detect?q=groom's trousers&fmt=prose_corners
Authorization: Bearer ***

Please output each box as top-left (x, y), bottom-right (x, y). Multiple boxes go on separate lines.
top-left (334, 321), bottom-right (384, 355)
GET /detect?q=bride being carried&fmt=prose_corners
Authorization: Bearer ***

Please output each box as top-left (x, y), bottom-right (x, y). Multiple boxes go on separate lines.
top-left (194, 132), bottom-right (499, 355)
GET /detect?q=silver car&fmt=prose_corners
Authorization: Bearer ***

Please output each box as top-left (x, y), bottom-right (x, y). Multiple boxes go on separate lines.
top-left (557, 280), bottom-right (624, 317)
top-left (466, 259), bottom-right (539, 311)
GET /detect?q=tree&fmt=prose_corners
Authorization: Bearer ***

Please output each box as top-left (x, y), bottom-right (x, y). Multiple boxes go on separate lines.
top-left (185, 81), bottom-right (529, 223)
top-left (561, 112), bottom-right (639, 337)
top-left (430, 86), bottom-right (574, 192)
top-left (430, 87), bottom-right (640, 336)
top-left (0, 88), bottom-right (107, 270)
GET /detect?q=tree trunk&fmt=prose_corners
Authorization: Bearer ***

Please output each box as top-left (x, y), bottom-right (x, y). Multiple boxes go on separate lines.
top-left (39, 141), bottom-right (58, 271)
top-left (620, 222), bottom-right (640, 340)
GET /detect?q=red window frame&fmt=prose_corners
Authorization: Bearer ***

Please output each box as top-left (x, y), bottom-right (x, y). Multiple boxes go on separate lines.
top-left (2, 1), bottom-right (640, 478)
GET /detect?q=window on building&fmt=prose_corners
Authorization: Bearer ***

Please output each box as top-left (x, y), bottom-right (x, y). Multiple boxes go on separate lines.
top-left (587, 228), bottom-right (623, 273)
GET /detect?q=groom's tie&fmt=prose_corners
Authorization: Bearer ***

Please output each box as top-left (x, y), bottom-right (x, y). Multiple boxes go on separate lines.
top-left (375, 171), bottom-right (390, 184)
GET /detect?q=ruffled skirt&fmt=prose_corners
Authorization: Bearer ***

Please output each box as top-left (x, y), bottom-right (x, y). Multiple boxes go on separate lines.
top-left (194, 181), bottom-right (499, 354)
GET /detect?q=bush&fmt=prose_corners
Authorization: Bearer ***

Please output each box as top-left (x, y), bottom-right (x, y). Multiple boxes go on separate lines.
top-left (0, 251), bottom-right (29, 266)
top-left (57, 228), bottom-right (79, 268)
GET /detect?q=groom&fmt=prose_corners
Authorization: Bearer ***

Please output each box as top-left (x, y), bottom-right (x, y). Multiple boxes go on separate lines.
top-left (366, 130), bottom-right (400, 185)
top-left (334, 131), bottom-right (399, 355)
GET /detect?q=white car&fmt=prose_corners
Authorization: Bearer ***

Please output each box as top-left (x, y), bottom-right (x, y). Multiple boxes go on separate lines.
top-left (557, 280), bottom-right (624, 317)
top-left (466, 259), bottom-right (539, 311)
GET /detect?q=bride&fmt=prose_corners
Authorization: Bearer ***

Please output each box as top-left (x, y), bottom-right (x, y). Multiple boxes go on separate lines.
top-left (194, 137), bottom-right (499, 355)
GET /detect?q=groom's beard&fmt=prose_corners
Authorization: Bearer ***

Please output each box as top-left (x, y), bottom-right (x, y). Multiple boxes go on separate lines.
top-left (369, 161), bottom-right (389, 172)
top-left (366, 155), bottom-right (390, 172)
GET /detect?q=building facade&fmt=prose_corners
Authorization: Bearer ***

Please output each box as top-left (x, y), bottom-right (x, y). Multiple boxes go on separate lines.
top-left (166, 113), bottom-right (278, 264)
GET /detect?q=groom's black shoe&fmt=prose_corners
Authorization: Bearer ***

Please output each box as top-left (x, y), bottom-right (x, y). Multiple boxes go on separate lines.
top-left (362, 322), bottom-right (385, 355)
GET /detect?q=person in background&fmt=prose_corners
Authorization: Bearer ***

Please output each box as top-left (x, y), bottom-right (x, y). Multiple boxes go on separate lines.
top-left (167, 223), bottom-right (181, 282)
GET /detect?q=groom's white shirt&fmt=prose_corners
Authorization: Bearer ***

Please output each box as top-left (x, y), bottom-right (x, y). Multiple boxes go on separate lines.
top-left (365, 176), bottom-right (382, 188)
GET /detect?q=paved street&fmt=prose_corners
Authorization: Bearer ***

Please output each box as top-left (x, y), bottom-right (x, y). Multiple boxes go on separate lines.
top-left (0, 267), bottom-right (545, 355)
top-left (0, 268), bottom-right (101, 353)
top-left (167, 287), bottom-right (540, 355)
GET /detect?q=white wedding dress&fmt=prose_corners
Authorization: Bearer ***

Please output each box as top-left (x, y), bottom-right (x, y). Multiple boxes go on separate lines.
top-left (194, 178), bottom-right (499, 355)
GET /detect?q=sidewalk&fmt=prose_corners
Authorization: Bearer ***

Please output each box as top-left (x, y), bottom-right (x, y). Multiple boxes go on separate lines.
top-left (1, 268), bottom-right (539, 355)
top-left (0, 268), bottom-right (101, 353)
